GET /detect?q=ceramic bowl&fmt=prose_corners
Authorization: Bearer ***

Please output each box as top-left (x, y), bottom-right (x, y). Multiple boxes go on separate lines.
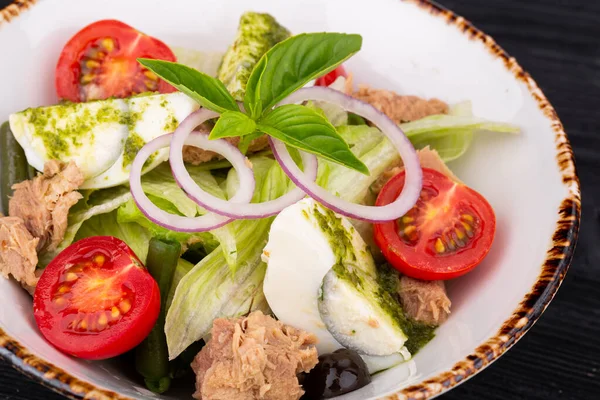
top-left (0, 0), bottom-right (580, 399)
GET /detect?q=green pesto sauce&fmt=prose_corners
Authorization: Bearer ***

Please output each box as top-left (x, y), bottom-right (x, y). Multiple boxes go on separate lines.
top-left (24, 102), bottom-right (111, 159)
top-left (311, 205), bottom-right (357, 262)
top-left (311, 203), bottom-right (436, 355)
top-left (24, 94), bottom-right (175, 165)
top-left (122, 133), bottom-right (146, 168)
top-left (376, 264), bottom-right (436, 354)
top-left (217, 12), bottom-right (291, 100)
top-left (163, 115), bottom-right (178, 132)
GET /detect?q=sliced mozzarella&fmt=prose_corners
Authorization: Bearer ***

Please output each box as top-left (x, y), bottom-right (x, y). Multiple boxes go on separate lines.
top-left (81, 92), bottom-right (199, 189)
top-left (263, 198), bottom-right (343, 354)
top-left (263, 198), bottom-right (409, 359)
top-left (319, 269), bottom-right (408, 356)
top-left (9, 98), bottom-right (129, 180)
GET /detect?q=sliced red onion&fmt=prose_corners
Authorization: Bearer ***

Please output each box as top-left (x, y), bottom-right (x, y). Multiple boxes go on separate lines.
top-left (272, 86), bottom-right (423, 222)
top-left (130, 132), bottom-right (254, 232)
top-left (170, 110), bottom-right (319, 219)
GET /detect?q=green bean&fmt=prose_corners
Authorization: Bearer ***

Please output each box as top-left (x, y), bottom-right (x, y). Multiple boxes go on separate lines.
top-left (0, 121), bottom-right (32, 215)
top-left (135, 238), bottom-right (181, 394)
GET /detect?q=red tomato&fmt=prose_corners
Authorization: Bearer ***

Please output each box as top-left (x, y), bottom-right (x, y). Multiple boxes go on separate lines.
top-left (55, 20), bottom-right (177, 102)
top-left (374, 168), bottom-right (496, 280)
top-left (315, 65), bottom-right (347, 87)
top-left (33, 236), bottom-right (160, 360)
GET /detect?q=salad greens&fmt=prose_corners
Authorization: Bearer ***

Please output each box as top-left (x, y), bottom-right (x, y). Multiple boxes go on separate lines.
top-left (242, 32), bottom-right (362, 117)
top-left (135, 238), bottom-right (180, 394)
top-left (217, 12), bottom-right (291, 100)
top-left (139, 32), bottom-right (367, 174)
top-left (38, 186), bottom-right (132, 266)
top-left (165, 156), bottom-right (283, 359)
top-left (75, 210), bottom-right (152, 263)
top-left (257, 104), bottom-right (369, 174)
top-left (137, 59), bottom-right (239, 114)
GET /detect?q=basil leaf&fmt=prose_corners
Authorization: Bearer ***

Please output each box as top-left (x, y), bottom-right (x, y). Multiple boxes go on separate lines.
top-left (238, 131), bottom-right (264, 154)
top-left (138, 58), bottom-right (239, 113)
top-left (257, 105), bottom-right (369, 175)
top-left (243, 55), bottom-right (267, 119)
top-left (244, 33), bottom-right (362, 117)
top-left (209, 111), bottom-right (257, 140)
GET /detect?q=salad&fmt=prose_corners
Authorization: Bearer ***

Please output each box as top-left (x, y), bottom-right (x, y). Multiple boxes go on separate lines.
top-left (0, 12), bottom-right (519, 400)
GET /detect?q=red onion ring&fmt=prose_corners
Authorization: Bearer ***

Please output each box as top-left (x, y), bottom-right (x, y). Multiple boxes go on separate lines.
top-left (271, 86), bottom-right (423, 222)
top-left (130, 132), bottom-right (254, 232)
top-left (170, 110), bottom-right (319, 219)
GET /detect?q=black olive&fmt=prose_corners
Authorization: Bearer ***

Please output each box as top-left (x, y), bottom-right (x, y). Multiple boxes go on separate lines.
top-left (302, 348), bottom-right (371, 399)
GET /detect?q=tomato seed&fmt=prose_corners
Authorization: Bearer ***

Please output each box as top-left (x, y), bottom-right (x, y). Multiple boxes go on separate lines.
top-left (118, 299), bottom-right (131, 314)
top-left (94, 254), bottom-right (105, 266)
top-left (85, 60), bottom-right (100, 69)
top-left (78, 319), bottom-right (88, 331)
top-left (101, 38), bottom-right (115, 52)
top-left (80, 73), bottom-right (95, 84)
top-left (57, 285), bottom-right (70, 294)
top-left (53, 297), bottom-right (66, 307)
top-left (143, 70), bottom-right (158, 80)
top-left (435, 238), bottom-right (445, 253)
top-left (98, 313), bottom-right (108, 327)
top-left (404, 225), bottom-right (416, 236)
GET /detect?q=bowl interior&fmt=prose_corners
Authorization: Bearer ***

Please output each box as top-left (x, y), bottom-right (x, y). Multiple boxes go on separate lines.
top-left (0, 0), bottom-right (571, 399)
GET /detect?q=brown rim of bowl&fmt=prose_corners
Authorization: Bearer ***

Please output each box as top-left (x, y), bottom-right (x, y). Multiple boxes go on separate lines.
top-left (0, 0), bottom-right (581, 399)
top-left (0, 0), bottom-right (35, 24)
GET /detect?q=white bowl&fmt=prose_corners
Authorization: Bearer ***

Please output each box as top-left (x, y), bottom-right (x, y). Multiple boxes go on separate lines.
top-left (0, 0), bottom-right (580, 399)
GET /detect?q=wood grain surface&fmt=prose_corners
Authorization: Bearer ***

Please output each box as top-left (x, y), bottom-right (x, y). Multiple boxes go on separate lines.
top-left (1, 0), bottom-right (599, 399)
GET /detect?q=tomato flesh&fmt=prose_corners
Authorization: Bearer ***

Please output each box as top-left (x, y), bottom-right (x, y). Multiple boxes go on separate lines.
top-left (374, 168), bottom-right (496, 280)
top-left (34, 236), bottom-right (159, 360)
top-left (316, 65), bottom-right (347, 87)
top-left (55, 20), bottom-right (176, 102)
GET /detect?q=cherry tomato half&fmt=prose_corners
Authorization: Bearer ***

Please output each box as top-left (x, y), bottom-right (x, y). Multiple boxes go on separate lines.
top-left (315, 65), bottom-right (347, 87)
top-left (55, 19), bottom-right (177, 102)
top-left (33, 236), bottom-right (160, 360)
top-left (374, 168), bottom-right (496, 280)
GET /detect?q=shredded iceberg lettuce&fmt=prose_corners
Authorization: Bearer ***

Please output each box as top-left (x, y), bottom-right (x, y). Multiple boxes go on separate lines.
top-left (38, 186), bottom-right (132, 266)
top-left (165, 157), bottom-right (284, 359)
top-left (74, 210), bottom-right (152, 262)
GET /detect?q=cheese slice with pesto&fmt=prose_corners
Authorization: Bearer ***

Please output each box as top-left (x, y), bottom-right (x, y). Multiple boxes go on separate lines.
top-left (9, 92), bottom-right (199, 189)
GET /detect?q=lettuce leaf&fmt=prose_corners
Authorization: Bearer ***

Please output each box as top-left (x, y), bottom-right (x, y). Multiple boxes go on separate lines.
top-left (320, 111), bottom-right (519, 200)
top-left (165, 157), bottom-right (283, 359)
top-left (118, 162), bottom-right (239, 268)
top-left (73, 210), bottom-right (152, 262)
top-left (140, 163), bottom-right (199, 218)
top-left (38, 186), bottom-right (132, 266)
top-left (116, 197), bottom-right (219, 252)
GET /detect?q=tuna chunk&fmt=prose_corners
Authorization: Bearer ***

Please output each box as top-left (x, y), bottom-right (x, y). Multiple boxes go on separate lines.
top-left (183, 136), bottom-right (269, 165)
top-left (398, 276), bottom-right (451, 326)
top-left (371, 147), bottom-right (461, 196)
top-left (0, 217), bottom-right (40, 294)
top-left (352, 84), bottom-right (448, 123)
top-left (9, 160), bottom-right (84, 252)
top-left (191, 311), bottom-right (318, 400)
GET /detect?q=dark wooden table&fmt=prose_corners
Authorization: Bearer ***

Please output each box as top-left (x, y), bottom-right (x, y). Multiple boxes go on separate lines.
top-left (1, 0), bottom-right (599, 399)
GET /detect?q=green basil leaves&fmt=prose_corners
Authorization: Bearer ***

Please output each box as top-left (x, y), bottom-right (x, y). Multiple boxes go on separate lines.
top-left (244, 33), bottom-right (362, 118)
top-left (138, 32), bottom-right (368, 175)
top-left (257, 105), bottom-right (368, 174)
top-left (138, 59), bottom-right (238, 113)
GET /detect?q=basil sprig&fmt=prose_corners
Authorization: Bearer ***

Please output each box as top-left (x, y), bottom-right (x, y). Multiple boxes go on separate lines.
top-left (138, 32), bottom-right (368, 175)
